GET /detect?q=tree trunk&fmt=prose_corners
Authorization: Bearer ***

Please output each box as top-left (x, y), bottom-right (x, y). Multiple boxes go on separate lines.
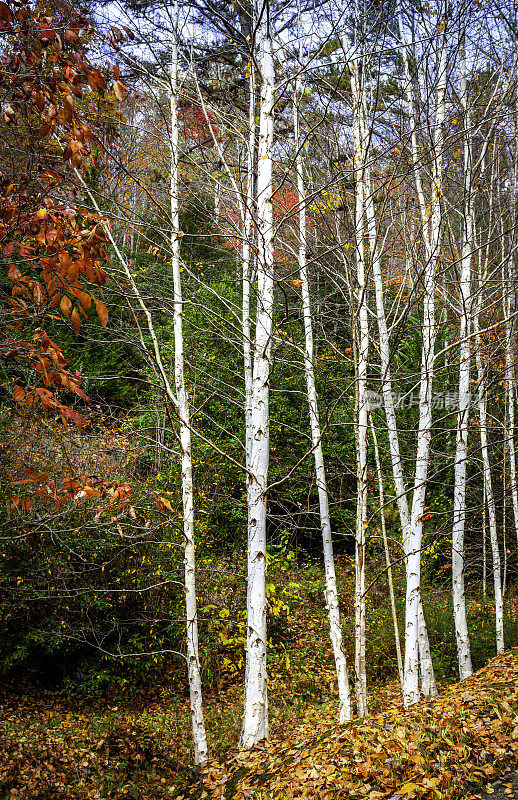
top-left (403, 12), bottom-right (446, 708)
top-left (350, 54), bottom-right (369, 719)
top-left (170, 4), bottom-right (209, 763)
top-left (370, 416), bottom-right (404, 688)
top-left (475, 254), bottom-right (504, 655)
top-left (240, 0), bottom-right (274, 747)
top-left (452, 36), bottom-right (474, 681)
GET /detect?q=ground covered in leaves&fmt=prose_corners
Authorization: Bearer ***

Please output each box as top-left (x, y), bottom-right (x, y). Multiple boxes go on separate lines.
top-left (2, 652), bottom-right (518, 800)
top-left (197, 650), bottom-right (518, 800)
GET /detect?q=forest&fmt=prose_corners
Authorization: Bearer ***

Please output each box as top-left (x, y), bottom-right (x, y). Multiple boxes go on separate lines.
top-left (1, 0), bottom-right (518, 797)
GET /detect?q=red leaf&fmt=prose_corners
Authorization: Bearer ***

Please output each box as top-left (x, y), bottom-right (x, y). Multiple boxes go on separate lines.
top-left (13, 385), bottom-right (25, 403)
top-left (40, 28), bottom-right (56, 44)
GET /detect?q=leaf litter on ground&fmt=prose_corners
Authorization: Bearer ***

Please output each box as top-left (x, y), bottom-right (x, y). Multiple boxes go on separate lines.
top-left (2, 651), bottom-right (518, 799)
top-left (198, 649), bottom-right (518, 800)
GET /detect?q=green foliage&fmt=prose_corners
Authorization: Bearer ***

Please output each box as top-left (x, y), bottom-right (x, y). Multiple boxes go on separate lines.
top-left (0, 479), bottom-right (188, 695)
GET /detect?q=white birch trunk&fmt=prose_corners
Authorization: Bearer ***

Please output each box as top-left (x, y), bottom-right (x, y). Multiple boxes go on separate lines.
top-left (401, 12), bottom-right (447, 708)
top-left (365, 65), bottom-right (435, 702)
top-left (77, 46), bottom-right (211, 765)
top-left (240, 1), bottom-right (274, 747)
top-left (73, 166), bottom-right (211, 760)
top-left (293, 72), bottom-right (352, 724)
top-left (504, 264), bottom-right (518, 543)
top-left (507, 359), bottom-right (518, 545)
top-left (475, 259), bottom-right (504, 654)
top-left (396, 1), bottom-right (432, 259)
top-left (483, 478), bottom-right (487, 599)
top-left (370, 416), bottom-right (404, 688)
top-left (350, 57), bottom-right (369, 719)
top-left (417, 597), bottom-right (436, 696)
top-left (370, 224), bottom-right (435, 699)
top-left (169, 7), bottom-right (209, 763)
top-left (392, 3), bottom-right (437, 699)
top-left (451, 38), bottom-right (474, 681)
top-left (243, 60), bottom-right (255, 472)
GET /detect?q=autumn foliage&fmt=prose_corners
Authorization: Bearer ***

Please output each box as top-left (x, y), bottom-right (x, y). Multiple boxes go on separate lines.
top-left (0, 0), bottom-right (114, 425)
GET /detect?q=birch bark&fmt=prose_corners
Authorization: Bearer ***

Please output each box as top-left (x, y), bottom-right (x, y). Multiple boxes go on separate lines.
top-left (375, 1), bottom-right (437, 701)
top-left (402, 11), bottom-right (447, 707)
top-left (243, 59), bottom-right (255, 473)
top-left (475, 256), bottom-right (505, 655)
top-left (240, 0), bottom-right (274, 747)
top-left (451, 37), bottom-right (474, 681)
top-left (370, 416), bottom-right (404, 688)
top-left (364, 21), bottom-right (436, 699)
top-left (74, 47), bottom-right (210, 759)
top-left (504, 262), bottom-right (518, 543)
top-left (350, 54), bottom-right (369, 718)
top-left (169, 5), bottom-right (209, 762)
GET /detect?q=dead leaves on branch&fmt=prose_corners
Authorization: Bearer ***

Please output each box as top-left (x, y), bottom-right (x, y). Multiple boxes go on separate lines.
top-left (0, 0), bottom-right (120, 165)
top-left (6, 469), bottom-right (135, 518)
top-left (2, 329), bottom-right (90, 426)
top-left (3, 199), bottom-right (109, 320)
top-left (2, 197), bottom-right (110, 424)
top-left (0, 1), bottom-right (125, 426)
top-left (200, 650), bottom-right (518, 800)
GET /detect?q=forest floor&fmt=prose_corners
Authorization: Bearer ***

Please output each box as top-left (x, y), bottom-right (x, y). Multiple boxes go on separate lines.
top-left (1, 650), bottom-right (518, 800)
top-left (475, 772), bottom-right (518, 799)
top-left (3, 411), bottom-right (518, 799)
top-left (195, 649), bottom-right (518, 800)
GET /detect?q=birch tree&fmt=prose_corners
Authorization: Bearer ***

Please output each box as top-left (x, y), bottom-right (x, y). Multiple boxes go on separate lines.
top-left (451, 29), bottom-right (474, 681)
top-left (169, 1), bottom-right (209, 762)
top-left (400, 3), bottom-right (447, 706)
top-left (349, 45), bottom-right (370, 717)
top-left (240, 0), bottom-right (275, 748)
top-left (475, 244), bottom-right (505, 654)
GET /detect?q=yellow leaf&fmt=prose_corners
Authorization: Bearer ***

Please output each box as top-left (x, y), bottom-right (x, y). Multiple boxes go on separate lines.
top-left (159, 496), bottom-right (173, 512)
top-left (399, 783), bottom-right (419, 797)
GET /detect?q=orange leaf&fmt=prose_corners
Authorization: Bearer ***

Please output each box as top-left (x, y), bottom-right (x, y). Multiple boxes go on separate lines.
top-left (71, 306), bottom-right (81, 334)
top-left (95, 298), bottom-right (108, 326)
top-left (60, 294), bottom-right (72, 318)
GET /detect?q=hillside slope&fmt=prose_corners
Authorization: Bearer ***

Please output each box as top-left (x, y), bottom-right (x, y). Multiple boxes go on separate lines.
top-left (198, 650), bottom-right (518, 800)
